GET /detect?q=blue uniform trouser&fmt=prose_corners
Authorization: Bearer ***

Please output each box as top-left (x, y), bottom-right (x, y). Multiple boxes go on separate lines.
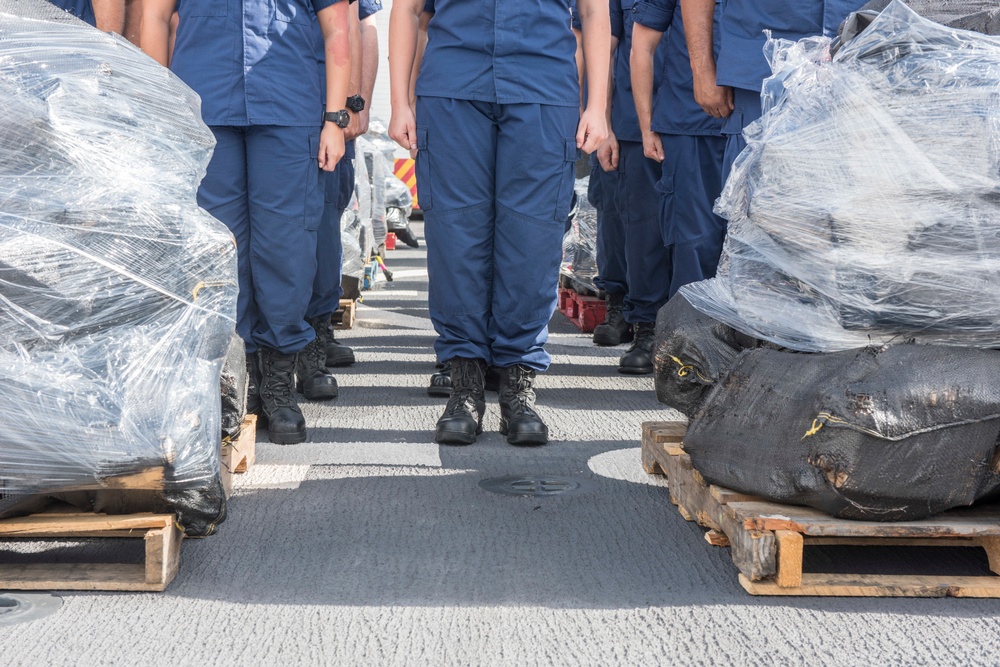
top-left (198, 125), bottom-right (322, 355)
top-left (616, 140), bottom-right (672, 323)
top-left (588, 157), bottom-right (628, 297)
top-left (658, 133), bottom-right (727, 298)
top-left (306, 157), bottom-right (354, 320)
top-left (415, 97), bottom-right (578, 371)
top-left (721, 87), bottom-right (764, 187)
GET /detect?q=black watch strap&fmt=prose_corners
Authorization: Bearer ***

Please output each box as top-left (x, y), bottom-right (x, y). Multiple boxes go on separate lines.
top-left (324, 110), bottom-right (350, 129)
top-left (346, 94), bottom-right (366, 113)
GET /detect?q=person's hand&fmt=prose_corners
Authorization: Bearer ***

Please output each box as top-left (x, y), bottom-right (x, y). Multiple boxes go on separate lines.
top-left (597, 132), bottom-right (619, 172)
top-left (693, 74), bottom-right (734, 119)
top-left (358, 109), bottom-right (371, 136)
top-left (389, 104), bottom-right (418, 151)
top-left (319, 123), bottom-right (345, 171)
top-left (576, 106), bottom-right (608, 154)
top-left (344, 110), bottom-right (363, 141)
top-left (642, 129), bottom-right (664, 162)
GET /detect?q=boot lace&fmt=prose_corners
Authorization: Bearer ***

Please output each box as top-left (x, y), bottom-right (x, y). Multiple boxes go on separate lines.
top-left (443, 360), bottom-right (485, 418)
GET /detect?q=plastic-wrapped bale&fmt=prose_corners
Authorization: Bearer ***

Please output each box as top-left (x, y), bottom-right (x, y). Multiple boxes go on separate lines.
top-left (681, 1), bottom-right (1000, 352)
top-left (342, 138), bottom-right (375, 287)
top-left (0, 2), bottom-right (238, 535)
top-left (560, 178), bottom-right (598, 293)
top-left (653, 294), bottom-right (766, 416)
top-left (685, 345), bottom-right (1000, 521)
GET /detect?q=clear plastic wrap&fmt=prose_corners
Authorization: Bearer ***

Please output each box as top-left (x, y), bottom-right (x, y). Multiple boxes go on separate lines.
top-left (341, 138), bottom-right (374, 281)
top-left (0, 2), bottom-right (238, 534)
top-left (560, 178), bottom-right (597, 292)
top-left (682, 1), bottom-right (1000, 352)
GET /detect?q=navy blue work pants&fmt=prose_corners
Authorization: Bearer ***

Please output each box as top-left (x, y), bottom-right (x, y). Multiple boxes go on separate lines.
top-left (588, 157), bottom-right (628, 297)
top-left (198, 125), bottom-right (322, 355)
top-left (721, 87), bottom-right (764, 187)
top-left (616, 140), bottom-right (672, 323)
top-left (658, 133), bottom-right (727, 297)
top-left (415, 97), bottom-right (578, 371)
top-left (307, 158), bottom-right (354, 320)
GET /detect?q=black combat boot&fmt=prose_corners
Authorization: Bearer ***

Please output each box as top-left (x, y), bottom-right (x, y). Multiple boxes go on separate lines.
top-left (246, 352), bottom-right (261, 415)
top-left (308, 315), bottom-right (355, 368)
top-left (618, 322), bottom-right (655, 375)
top-left (435, 358), bottom-right (487, 445)
top-left (498, 364), bottom-right (548, 446)
top-left (295, 337), bottom-right (339, 400)
top-left (258, 348), bottom-right (307, 444)
top-left (428, 361), bottom-right (452, 397)
top-left (592, 292), bottom-right (632, 346)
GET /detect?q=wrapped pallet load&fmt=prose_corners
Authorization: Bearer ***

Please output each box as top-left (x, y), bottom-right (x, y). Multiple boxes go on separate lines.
top-left (0, 1), bottom-right (239, 535)
top-left (657, 1), bottom-right (1000, 520)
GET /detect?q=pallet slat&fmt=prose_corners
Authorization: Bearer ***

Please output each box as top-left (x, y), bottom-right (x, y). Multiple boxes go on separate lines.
top-left (641, 420), bottom-right (1000, 598)
top-left (221, 414), bottom-right (258, 498)
top-left (0, 511), bottom-right (183, 592)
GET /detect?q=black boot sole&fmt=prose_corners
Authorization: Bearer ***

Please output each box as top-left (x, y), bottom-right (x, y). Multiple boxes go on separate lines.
top-left (258, 413), bottom-right (307, 445)
top-left (325, 350), bottom-right (356, 368)
top-left (617, 364), bottom-right (654, 375)
top-left (434, 425), bottom-right (481, 445)
top-left (427, 385), bottom-right (452, 398)
top-left (499, 423), bottom-right (548, 446)
top-left (592, 328), bottom-right (633, 346)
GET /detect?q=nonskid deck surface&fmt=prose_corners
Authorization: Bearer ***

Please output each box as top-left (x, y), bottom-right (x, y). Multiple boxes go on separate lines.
top-left (0, 223), bottom-right (997, 666)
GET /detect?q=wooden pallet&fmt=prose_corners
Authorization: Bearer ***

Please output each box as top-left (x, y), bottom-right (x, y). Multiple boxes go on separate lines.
top-left (221, 414), bottom-right (257, 499)
top-left (0, 508), bottom-right (183, 592)
top-left (642, 421), bottom-right (1000, 598)
top-left (557, 287), bottom-right (606, 333)
top-left (333, 298), bottom-right (357, 330)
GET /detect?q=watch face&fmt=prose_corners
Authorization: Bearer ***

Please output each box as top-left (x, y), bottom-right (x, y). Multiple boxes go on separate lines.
top-left (347, 96), bottom-right (365, 112)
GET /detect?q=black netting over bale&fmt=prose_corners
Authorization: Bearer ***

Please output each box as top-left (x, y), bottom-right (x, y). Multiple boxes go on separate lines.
top-left (653, 294), bottom-right (765, 416)
top-left (685, 345), bottom-right (1000, 521)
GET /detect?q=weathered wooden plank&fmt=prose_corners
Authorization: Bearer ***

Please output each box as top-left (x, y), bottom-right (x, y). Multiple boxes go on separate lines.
top-left (776, 530), bottom-right (804, 588)
top-left (731, 502), bottom-right (1000, 538)
top-left (705, 529), bottom-right (730, 547)
top-left (740, 573), bottom-right (1000, 598)
top-left (0, 513), bottom-right (172, 536)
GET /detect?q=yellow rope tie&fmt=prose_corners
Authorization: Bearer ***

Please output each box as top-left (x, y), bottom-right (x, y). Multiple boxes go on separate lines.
top-left (667, 355), bottom-right (712, 383)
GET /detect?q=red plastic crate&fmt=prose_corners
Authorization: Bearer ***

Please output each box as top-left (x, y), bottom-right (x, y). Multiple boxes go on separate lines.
top-left (557, 287), bottom-right (606, 333)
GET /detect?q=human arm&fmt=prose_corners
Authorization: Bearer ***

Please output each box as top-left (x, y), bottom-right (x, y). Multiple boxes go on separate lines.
top-left (123, 0), bottom-right (142, 44)
top-left (680, 0), bottom-right (732, 118)
top-left (630, 23), bottom-right (664, 162)
top-left (138, 0), bottom-right (176, 66)
top-left (318, 0), bottom-right (352, 171)
top-left (596, 31), bottom-right (619, 172)
top-left (344, 1), bottom-right (364, 140)
top-left (92, 0), bottom-right (125, 33)
top-left (388, 0), bottom-right (422, 151)
top-left (356, 13), bottom-right (379, 135)
top-left (576, 0), bottom-right (611, 154)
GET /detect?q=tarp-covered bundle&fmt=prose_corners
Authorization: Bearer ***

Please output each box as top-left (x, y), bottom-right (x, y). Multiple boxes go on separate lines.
top-left (0, 1), bottom-right (238, 535)
top-left (685, 345), bottom-right (1000, 521)
top-left (561, 178), bottom-right (596, 293)
top-left (681, 1), bottom-right (1000, 352)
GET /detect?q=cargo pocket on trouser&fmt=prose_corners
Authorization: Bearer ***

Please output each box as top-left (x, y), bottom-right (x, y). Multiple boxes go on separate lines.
top-left (655, 170), bottom-right (676, 247)
top-left (304, 134), bottom-right (323, 231)
top-left (414, 127), bottom-right (433, 212)
top-left (553, 139), bottom-right (578, 222)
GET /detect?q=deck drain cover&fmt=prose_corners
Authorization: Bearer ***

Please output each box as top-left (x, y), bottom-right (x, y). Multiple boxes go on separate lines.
top-left (480, 475), bottom-right (588, 497)
top-left (0, 594), bottom-right (62, 627)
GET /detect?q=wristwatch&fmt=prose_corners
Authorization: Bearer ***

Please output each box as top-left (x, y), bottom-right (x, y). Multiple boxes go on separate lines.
top-left (324, 110), bottom-right (350, 128)
top-left (346, 95), bottom-right (366, 113)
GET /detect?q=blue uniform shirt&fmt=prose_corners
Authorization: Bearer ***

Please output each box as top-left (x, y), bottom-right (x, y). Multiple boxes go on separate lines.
top-left (716, 0), bottom-right (865, 91)
top-left (633, 0), bottom-right (724, 136)
top-left (358, 0), bottom-right (381, 20)
top-left (172, 0), bottom-right (344, 127)
top-left (611, 0), bottom-right (667, 143)
top-left (416, 0), bottom-right (580, 107)
top-left (46, 0), bottom-right (95, 25)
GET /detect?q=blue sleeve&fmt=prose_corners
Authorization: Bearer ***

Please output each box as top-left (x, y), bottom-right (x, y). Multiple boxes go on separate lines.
top-left (632, 0), bottom-right (674, 32)
top-left (359, 0), bottom-right (382, 20)
top-left (609, 0), bottom-right (625, 40)
top-left (313, 0), bottom-right (348, 13)
top-left (423, 0), bottom-right (435, 14)
top-left (570, 0), bottom-right (582, 30)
